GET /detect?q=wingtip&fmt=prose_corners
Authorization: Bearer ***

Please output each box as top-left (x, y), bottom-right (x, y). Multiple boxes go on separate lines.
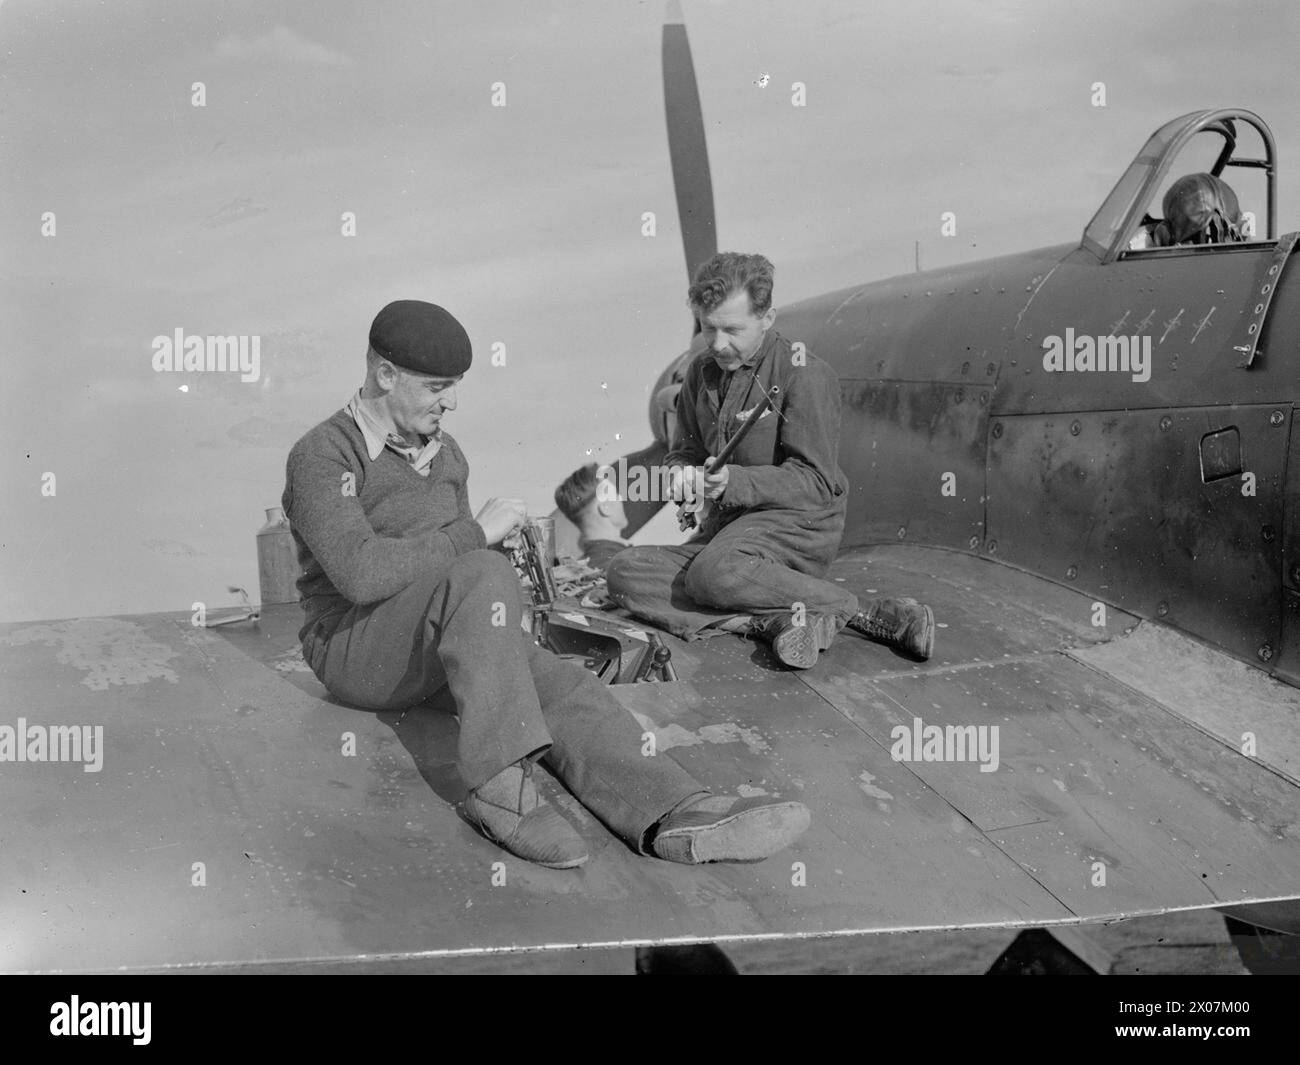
top-left (665, 0), bottom-right (684, 26)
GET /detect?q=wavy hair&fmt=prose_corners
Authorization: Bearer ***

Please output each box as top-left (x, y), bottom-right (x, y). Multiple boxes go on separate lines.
top-left (688, 252), bottom-right (774, 316)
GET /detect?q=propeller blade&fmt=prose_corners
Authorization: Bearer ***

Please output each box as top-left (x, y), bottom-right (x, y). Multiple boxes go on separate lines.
top-left (663, 0), bottom-right (717, 287)
top-left (556, 3), bottom-right (716, 552)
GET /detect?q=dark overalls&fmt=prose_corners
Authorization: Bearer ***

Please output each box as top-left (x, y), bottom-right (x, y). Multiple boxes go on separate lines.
top-left (606, 330), bottom-right (859, 639)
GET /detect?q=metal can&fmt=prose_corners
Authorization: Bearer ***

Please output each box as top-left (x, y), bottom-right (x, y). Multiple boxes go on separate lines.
top-left (256, 506), bottom-right (300, 605)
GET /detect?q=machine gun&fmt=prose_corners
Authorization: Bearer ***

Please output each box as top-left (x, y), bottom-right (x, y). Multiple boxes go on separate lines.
top-left (508, 518), bottom-right (676, 684)
top-left (510, 520), bottom-right (558, 606)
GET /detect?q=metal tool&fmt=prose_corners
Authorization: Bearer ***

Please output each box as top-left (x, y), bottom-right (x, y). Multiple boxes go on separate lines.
top-left (677, 384), bottom-right (780, 531)
top-left (203, 586), bottom-right (261, 628)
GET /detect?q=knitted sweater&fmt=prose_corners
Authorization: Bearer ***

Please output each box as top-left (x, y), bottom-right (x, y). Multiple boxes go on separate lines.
top-left (282, 408), bottom-right (487, 638)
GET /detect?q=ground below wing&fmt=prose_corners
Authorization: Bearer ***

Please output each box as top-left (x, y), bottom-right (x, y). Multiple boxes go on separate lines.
top-left (1, 545), bottom-right (1297, 972)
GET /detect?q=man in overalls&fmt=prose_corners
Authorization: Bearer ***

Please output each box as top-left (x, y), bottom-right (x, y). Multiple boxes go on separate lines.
top-left (606, 253), bottom-right (935, 669)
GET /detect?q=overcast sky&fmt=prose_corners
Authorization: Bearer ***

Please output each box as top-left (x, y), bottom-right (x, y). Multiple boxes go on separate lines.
top-left (2, 0), bottom-right (1297, 622)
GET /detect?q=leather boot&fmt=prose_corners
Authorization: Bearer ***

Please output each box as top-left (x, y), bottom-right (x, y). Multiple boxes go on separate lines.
top-left (748, 611), bottom-right (839, 669)
top-left (846, 597), bottom-right (935, 660)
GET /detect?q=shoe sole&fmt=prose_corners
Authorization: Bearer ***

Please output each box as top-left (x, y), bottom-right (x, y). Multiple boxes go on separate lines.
top-left (915, 605), bottom-right (935, 660)
top-left (532, 853), bottom-right (589, 870)
top-left (680, 801), bottom-right (812, 863)
top-left (770, 614), bottom-right (838, 669)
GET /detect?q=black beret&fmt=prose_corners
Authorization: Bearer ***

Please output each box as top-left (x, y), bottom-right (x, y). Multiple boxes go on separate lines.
top-left (368, 300), bottom-right (472, 376)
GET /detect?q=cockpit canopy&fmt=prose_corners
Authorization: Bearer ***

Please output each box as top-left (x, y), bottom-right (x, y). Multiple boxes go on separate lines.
top-left (1082, 109), bottom-right (1277, 263)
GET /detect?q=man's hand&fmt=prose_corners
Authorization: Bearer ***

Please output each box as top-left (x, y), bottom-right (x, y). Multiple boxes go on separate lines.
top-left (701, 460), bottom-right (729, 500)
top-left (475, 497), bottom-right (527, 546)
top-left (667, 464), bottom-right (692, 503)
top-left (668, 464), bottom-right (712, 503)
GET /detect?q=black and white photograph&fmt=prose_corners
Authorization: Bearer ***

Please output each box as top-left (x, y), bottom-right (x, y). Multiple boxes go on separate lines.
top-left (2, 0), bottom-right (1298, 1013)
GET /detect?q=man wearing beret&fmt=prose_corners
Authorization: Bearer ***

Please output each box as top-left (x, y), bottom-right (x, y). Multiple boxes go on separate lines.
top-left (282, 299), bottom-right (811, 869)
top-left (606, 252), bottom-right (936, 669)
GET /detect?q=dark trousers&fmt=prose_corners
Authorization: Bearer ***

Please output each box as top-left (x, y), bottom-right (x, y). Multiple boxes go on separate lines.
top-left (302, 550), bottom-right (704, 852)
top-left (606, 514), bottom-right (859, 640)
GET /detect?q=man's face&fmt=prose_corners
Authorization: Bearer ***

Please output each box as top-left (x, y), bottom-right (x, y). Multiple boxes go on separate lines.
top-left (386, 368), bottom-right (461, 440)
top-left (695, 288), bottom-right (775, 372)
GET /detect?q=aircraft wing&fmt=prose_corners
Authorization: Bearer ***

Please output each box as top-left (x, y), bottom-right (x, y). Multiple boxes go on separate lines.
top-left (3, 543), bottom-right (1298, 972)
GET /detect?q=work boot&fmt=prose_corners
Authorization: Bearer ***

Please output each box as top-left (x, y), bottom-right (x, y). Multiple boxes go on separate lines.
top-left (846, 597), bottom-right (935, 660)
top-left (748, 611), bottom-right (839, 669)
top-left (651, 794), bottom-right (812, 864)
top-left (463, 758), bottom-right (589, 869)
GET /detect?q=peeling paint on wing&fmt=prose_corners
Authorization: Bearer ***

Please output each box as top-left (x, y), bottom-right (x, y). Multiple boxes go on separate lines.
top-left (809, 672), bottom-right (903, 725)
top-left (698, 722), bottom-right (770, 754)
top-left (629, 709), bottom-right (702, 751)
top-left (0, 617), bottom-right (180, 690)
top-left (629, 710), bottom-right (770, 755)
top-left (857, 770), bottom-right (893, 801)
top-left (271, 646), bottom-right (313, 674)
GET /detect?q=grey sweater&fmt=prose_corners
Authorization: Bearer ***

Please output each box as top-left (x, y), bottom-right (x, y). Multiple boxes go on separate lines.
top-left (282, 409), bottom-right (486, 638)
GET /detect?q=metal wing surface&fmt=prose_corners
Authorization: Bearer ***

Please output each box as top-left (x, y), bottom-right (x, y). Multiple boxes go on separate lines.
top-left (2, 544), bottom-right (1297, 972)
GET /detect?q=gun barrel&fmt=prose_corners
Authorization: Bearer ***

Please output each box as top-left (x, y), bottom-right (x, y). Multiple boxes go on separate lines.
top-left (710, 385), bottom-right (780, 467)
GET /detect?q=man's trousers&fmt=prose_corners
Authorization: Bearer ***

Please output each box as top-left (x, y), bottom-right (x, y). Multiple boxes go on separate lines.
top-left (301, 549), bottom-right (704, 852)
top-left (605, 511), bottom-right (859, 640)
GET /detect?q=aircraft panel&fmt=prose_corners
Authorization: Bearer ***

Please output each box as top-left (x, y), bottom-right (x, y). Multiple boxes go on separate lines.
top-left (1068, 620), bottom-right (1300, 785)
top-left (838, 380), bottom-right (990, 551)
top-left (610, 678), bottom-right (1074, 931)
top-left (823, 657), bottom-right (1300, 914)
top-left (802, 247), bottom-right (1071, 386)
top-left (1278, 591), bottom-right (1300, 688)
top-left (1282, 403), bottom-right (1300, 606)
top-left (999, 242), bottom-right (1297, 413)
top-left (799, 546), bottom-right (1300, 919)
top-left (986, 405), bottom-right (1286, 664)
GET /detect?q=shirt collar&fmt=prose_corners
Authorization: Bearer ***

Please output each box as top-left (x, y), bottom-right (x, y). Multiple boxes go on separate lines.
top-left (701, 330), bottom-right (775, 389)
top-left (346, 391), bottom-right (443, 469)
